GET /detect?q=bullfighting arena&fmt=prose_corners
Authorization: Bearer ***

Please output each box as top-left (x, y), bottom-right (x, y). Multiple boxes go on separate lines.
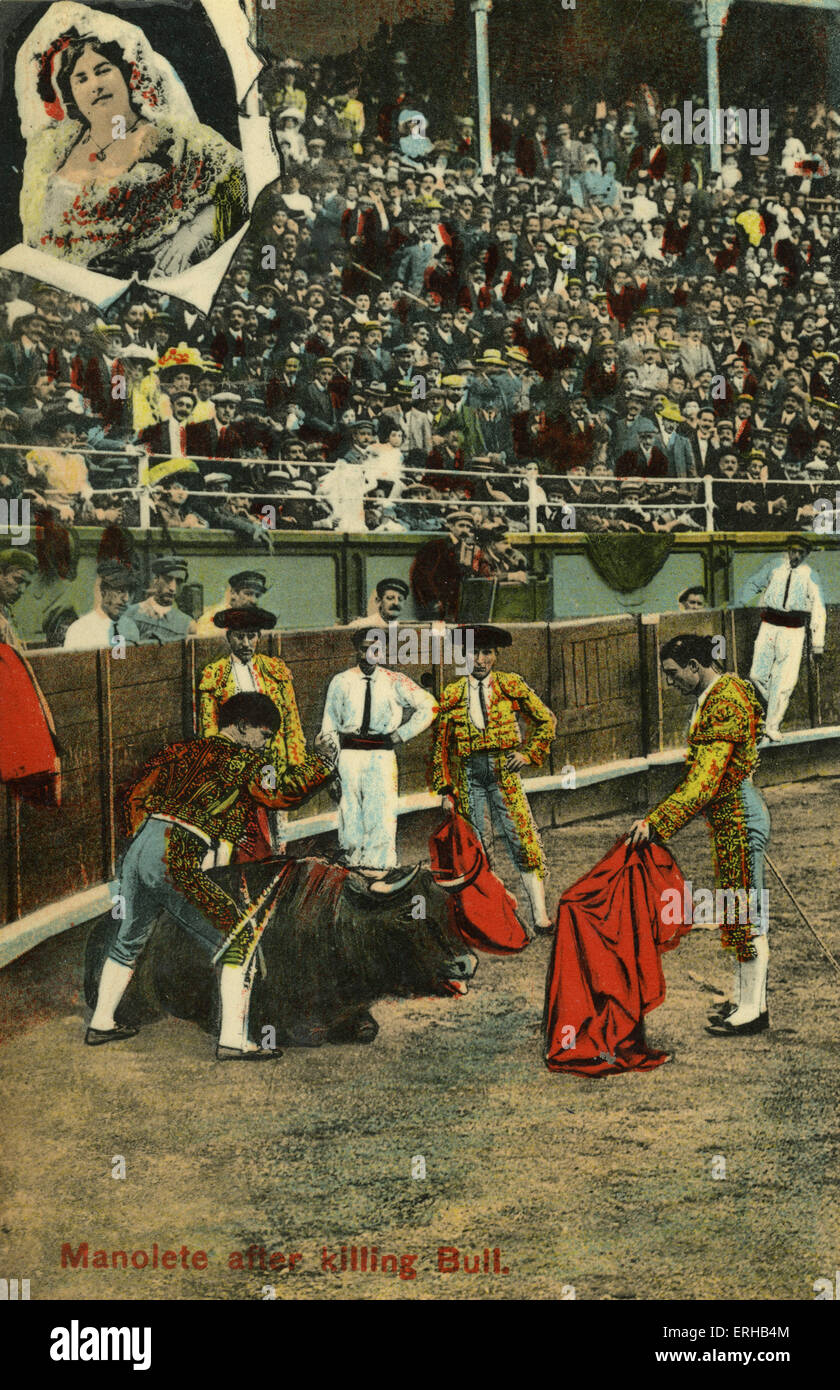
top-left (1, 774), bottom-right (837, 1303)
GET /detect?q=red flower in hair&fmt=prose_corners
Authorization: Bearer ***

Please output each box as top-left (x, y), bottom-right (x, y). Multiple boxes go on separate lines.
top-left (36, 33), bottom-right (72, 121)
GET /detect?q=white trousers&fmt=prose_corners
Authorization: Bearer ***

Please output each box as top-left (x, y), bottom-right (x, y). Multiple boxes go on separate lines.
top-left (749, 622), bottom-right (805, 732)
top-left (337, 749), bottom-right (399, 869)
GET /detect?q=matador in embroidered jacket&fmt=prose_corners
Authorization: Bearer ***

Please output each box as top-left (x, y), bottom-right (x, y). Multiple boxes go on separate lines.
top-left (200, 650), bottom-right (305, 746)
top-left (87, 692), bottom-right (335, 1059)
top-left (430, 625), bottom-right (556, 934)
top-left (199, 607), bottom-right (310, 857)
top-left (629, 634), bottom-right (771, 1039)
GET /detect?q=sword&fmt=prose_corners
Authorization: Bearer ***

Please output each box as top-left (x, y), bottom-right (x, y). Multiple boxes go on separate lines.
top-left (211, 870), bottom-right (285, 967)
top-left (765, 852), bottom-right (840, 981)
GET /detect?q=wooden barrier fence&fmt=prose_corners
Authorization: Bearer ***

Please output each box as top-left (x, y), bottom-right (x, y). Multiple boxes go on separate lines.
top-left (1, 608), bottom-right (837, 926)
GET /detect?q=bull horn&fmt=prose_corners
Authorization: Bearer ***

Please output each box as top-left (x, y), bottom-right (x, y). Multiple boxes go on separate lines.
top-left (431, 849), bottom-right (484, 892)
top-left (365, 865), bottom-right (422, 895)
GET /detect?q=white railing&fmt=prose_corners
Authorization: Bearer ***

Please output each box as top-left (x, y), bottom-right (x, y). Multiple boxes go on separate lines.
top-left (1, 440), bottom-right (831, 535)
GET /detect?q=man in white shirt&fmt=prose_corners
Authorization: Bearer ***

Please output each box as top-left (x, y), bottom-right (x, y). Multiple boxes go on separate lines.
top-left (64, 561), bottom-right (141, 652)
top-left (348, 577), bottom-right (409, 629)
top-left (320, 628), bottom-right (437, 870)
top-left (737, 535), bottom-right (826, 741)
top-left (316, 455), bottom-right (378, 533)
top-left (630, 180), bottom-right (658, 223)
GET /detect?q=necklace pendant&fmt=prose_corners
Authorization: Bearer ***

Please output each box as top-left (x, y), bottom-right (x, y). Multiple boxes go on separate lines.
top-left (96, 150), bottom-right (107, 162)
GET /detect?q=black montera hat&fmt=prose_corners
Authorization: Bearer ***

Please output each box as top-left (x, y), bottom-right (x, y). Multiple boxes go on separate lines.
top-left (213, 607), bottom-right (276, 631)
top-left (454, 623), bottom-right (513, 649)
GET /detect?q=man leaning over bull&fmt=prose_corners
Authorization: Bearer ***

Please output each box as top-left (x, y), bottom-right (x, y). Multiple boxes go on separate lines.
top-left (86, 693), bottom-right (336, 1061)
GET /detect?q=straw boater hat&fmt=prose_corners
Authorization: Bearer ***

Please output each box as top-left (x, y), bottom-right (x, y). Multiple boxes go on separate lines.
top-left (477, 349), bottom-right (505, 370)
top-left (144, 458), bottom-right (201, 488)
top-left (155, 344), bottom-right (206, 379)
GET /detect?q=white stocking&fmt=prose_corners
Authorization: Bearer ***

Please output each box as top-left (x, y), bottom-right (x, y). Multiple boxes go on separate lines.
top-left (218, 963), bottom-right (257, 1052)
top-left (727, 936), bottom-right (768, 1027)
top-left (90, 959), bottom-right (134, 1032)
top-left (520, 870), bottom-right (551, 930)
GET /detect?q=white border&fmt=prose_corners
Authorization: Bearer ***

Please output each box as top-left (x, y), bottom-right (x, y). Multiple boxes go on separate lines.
top-left (0, 0), bottom-right (280, 314)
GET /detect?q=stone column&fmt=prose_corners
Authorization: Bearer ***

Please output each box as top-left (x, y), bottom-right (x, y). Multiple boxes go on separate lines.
top-left (470, 0), bottom-right (494, 176)
top-left (691, 0), bottom-right (732, 174)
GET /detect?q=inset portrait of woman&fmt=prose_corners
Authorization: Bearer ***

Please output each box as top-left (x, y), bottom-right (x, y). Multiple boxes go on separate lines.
top-left (6, 2), bottom-right (276, 307)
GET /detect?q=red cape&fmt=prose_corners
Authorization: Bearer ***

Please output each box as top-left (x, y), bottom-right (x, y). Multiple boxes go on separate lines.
top-left (544, 838), bottom-right (689, 1076)
top-left (429, 807), bottom-right (530, 955)
top-left (0, 642), bottom-right (61, 804)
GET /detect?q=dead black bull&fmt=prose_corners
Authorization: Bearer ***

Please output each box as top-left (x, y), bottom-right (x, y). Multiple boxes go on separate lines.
top-left (84, 858), bottom-right (479, 1047)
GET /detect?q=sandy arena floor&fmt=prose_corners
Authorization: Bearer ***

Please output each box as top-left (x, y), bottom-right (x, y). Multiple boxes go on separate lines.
top-left (1, 776), bottom-right (838, 1301)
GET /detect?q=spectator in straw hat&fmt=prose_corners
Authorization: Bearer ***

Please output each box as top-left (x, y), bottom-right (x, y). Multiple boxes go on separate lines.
top-left (655, 400), bottom-right (694, 478)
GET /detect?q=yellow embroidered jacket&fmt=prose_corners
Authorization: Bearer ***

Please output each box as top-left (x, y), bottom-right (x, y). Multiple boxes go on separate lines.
top-left (430, 671), bottom-right (556, 792)
top-left (648, 674), bottom-right (764, 841)
top-left (198, 654), bottom-right (307, 766)
top-left (122, 735), bottom-right (331, 846)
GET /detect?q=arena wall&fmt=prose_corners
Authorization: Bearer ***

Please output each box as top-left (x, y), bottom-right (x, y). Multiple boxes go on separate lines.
top-left (11, 528), bottom-right (840, 643)
top-left (2, 605), bottom-right (838, 946)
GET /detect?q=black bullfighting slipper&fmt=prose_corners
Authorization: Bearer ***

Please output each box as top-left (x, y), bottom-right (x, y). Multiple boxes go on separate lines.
top-left (705, 1012), bottom-right (769, 1037)
top-left (215, 1045), bottom-right (284, 1061)
top-left (84, 1025), bottom-right (139, 1046)
top-left (534, 922), bottom-right (555, 936)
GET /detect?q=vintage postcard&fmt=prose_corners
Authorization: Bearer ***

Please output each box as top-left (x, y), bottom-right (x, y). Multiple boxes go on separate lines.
top-left (0, 0), bottom-right (837, 1348)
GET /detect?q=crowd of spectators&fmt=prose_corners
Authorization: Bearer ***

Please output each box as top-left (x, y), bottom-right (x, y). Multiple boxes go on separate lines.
top-left (2, 46), bottom-right (840, 540)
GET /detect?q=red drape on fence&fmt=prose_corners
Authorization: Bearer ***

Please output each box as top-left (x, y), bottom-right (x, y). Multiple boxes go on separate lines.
top-left (0, 642), bottom-right (61, 797)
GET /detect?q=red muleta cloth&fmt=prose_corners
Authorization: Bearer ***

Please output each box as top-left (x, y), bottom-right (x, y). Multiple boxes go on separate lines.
top-left (544, 838), bottom-right (689, 1076)
top-left (0, 642), bottom-right (61, 806)
top-left (429, 805), bottom-right (530, 955)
